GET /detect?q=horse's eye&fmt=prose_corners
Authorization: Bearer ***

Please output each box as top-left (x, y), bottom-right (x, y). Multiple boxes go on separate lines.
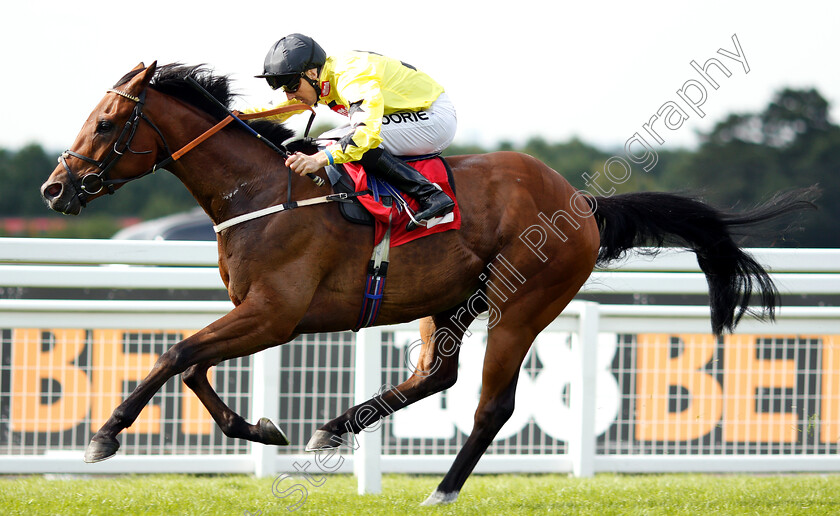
top-left (96, 120), bottom-right (114, 134)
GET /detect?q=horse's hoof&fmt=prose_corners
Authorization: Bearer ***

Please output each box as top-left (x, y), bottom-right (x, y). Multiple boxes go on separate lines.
top-left (84, 437), bottom-right (120, 463)
top-left (305, 429), bottom-right (342, 452)
top-left (420, 489), bottom-right (459, 506)
top-left (258, 417), bottom-right (290, 446)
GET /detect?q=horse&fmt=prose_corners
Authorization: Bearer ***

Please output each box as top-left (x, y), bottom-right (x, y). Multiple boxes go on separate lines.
top-left (40, 62), bottom-right (817, 506)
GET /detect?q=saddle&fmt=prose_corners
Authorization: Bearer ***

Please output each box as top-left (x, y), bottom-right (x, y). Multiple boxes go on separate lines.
top-left (325, 153), bottom-right (460, 247)
top-left (283, 139), bottom-right (461, 330)
top-left (327, 153), bottom-right (460, 330)
top-left (327, 164), bottom-right (379, 226)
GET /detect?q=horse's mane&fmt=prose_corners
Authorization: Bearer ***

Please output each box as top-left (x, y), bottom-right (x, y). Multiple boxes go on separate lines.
top-left (119, 63), bottom-right (296, 147)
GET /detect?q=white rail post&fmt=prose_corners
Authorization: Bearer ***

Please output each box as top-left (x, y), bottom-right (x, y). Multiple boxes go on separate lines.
top-left (354, 326), bottom-right (383, 494)
top-left (251, 345), bottom-right (281, 478)
top-left (570, 301), bottom-right (599, 477)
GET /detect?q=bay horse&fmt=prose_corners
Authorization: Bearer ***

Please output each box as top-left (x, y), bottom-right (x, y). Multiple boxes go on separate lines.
top-left (40, 62), bottom-right (816, 505)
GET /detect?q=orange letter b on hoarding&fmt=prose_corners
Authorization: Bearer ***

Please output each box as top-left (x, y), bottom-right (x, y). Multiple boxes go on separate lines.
top-left (11, 329), bottom-right (91, 432)
top-left (636, 334), bottom-right (722, 441)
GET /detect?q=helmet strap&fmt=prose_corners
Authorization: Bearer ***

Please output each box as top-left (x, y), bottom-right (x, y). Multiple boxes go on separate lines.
top-left (304, 68), bottom-right (322, 103)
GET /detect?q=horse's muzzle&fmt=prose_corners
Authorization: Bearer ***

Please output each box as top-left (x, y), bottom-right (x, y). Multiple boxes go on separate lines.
top-left (41, 179), bottom-right (82, 215)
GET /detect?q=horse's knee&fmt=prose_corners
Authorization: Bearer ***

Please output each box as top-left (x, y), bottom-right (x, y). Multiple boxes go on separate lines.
top-left (154, 343), bottom-right (192, 375)
top-left (182, 364), bottom-right (205, 389)
top-left (430, 367), bottom-right (458, 392)
top-left (412, 364), bottom-right (457, 395)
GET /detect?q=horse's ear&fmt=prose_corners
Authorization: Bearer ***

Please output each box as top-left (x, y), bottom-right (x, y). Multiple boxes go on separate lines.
top-left (125, 61), bottom-right (157, 94)
top-left (131, 62), bottom-right (145, 71)
top-left (143, 61), bottom-right (157, 82)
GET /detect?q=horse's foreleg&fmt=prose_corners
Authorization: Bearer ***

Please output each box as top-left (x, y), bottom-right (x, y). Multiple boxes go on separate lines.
top-left (182, 362), bottom-right (289, 446)
top-left (307, 302), bottom-right (477, 451)
top-left (85, 301), bottom-right (288, 463)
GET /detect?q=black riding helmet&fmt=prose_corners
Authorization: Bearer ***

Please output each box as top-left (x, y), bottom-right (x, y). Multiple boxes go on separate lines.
top-left (256, 34), bottom-right (327, 98)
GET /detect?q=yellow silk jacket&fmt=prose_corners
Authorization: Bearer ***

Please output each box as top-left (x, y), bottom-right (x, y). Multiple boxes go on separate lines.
top-left (248, 51), bottom-right (445, 164)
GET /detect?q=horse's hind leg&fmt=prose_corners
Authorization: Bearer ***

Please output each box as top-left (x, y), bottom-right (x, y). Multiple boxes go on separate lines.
top-left (182, 362), bottom-right (289, 445)
top-left (307, 302), bottom-right (477, 450)
top-left (419, 322), bottom-right (531, 505)
top-left (422, 285), bottom-right (586, 506)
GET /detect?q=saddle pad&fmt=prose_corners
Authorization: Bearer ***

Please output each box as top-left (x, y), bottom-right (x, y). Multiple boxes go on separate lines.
top-left (342, 156), bottom-right (461, 247)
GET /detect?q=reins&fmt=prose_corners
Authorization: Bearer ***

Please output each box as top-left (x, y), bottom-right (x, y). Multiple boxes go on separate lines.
top-left (60, 77), bottom-right (357, 231)
top-left (168, 103), bottom-right (314, 162)
top-left (179, 78), bottom-right (371, 233)
top-left (183, 77), bottom-right (325, 188)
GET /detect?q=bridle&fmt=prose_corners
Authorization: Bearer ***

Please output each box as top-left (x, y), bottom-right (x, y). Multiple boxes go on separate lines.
top-left (58, 82), bottom-right (323, 209)
top-left (58, 88), bottom-right (172, 207)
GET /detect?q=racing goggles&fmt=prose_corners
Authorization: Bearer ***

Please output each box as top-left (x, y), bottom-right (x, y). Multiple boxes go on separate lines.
top-left (266, 74), bottom-right (302, 93)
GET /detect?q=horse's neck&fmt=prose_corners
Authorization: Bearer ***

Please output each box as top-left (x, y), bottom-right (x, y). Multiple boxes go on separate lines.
top-left (177, 143), bottom-right (285, 223)
top-left (153, 103), bottom-right (312, 225)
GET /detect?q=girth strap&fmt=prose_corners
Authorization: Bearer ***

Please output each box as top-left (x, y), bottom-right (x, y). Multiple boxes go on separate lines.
top-left (213, 190), bottom-right (368, 233)
top-left (354, 213), bottom-right (392, 331)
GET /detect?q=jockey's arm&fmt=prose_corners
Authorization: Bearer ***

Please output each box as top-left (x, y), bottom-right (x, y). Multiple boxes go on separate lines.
top-left (288, 78), bottom-right (385, 176)
top-left (323, 71), bottom-right (386, 165)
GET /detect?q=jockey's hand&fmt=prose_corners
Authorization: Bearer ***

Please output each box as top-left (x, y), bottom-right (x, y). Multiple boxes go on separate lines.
top-left (285, 151), bottom-right (329, 177)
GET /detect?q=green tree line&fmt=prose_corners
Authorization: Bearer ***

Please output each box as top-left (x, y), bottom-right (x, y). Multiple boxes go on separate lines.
top-left (0, 145), bottom-right (201, 238)
top-left (1, 88), bottom-right (835, 245)
top-left (444, 87), bottom-right (836, 248)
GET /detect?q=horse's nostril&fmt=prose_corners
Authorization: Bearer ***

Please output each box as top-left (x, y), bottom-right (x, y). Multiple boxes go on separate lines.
top-left (45, 183), bottom-right (62, 198)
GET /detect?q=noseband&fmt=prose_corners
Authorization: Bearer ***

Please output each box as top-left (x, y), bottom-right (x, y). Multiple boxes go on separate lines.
top-left (58, 88), bottom-right (171, 207)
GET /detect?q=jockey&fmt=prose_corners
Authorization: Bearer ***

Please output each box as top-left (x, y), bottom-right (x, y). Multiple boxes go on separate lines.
top-left (251, 33), bottom-right (456, 231)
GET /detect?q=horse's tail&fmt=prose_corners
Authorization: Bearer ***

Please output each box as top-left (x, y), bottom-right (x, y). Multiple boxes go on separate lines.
top-left (587, 186), bottom-right (820, 335)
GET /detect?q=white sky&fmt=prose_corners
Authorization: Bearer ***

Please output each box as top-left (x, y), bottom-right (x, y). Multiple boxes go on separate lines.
top-left (1, 0), bottom-right (838, 153)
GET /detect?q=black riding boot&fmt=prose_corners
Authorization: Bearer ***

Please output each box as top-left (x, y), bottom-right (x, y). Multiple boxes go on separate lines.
top-left (361, 148), bottom-right (455, 231)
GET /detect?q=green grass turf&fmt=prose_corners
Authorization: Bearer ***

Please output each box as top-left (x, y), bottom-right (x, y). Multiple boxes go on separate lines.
top-left (2, 473), bottom-right (840, 515)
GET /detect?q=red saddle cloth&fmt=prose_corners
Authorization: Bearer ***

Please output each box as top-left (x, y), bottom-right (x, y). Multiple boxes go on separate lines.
top-left (342, 156), bottom-right (461, 247)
